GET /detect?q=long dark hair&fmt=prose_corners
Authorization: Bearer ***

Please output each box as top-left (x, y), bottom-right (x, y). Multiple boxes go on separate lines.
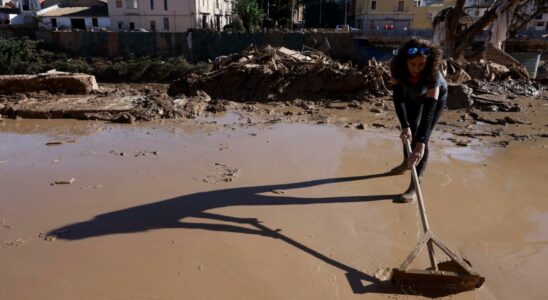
top-left (390, 38), bottom-right (443, 86)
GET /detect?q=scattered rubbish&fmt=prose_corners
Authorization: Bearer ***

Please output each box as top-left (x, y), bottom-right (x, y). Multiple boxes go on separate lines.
top-left (3, 238), bottom-right (26, 246)
top-left (46, 140), bottom-right (76, 146)
top-left (449, 138), bottom-right (471, 147)
top-left (51, 178), bottom-right (75, 185)
top-left (199, 163), bottom-right (240, 184)
top-left (80, 184), bottom-right (104, 190)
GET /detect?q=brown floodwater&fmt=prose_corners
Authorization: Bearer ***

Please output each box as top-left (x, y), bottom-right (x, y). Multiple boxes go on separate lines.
top-left (0, 114), bottom-right (546, 299)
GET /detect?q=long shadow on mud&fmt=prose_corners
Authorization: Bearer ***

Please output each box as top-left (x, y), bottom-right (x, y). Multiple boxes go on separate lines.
top-left (48, 171), bottom-right (442, 297)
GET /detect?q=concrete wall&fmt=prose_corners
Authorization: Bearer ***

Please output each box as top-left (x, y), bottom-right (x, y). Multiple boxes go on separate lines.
top-left (35, 31), bottom-right (364, 62)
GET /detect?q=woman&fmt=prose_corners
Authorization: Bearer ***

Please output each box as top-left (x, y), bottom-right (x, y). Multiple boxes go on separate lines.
top-left (389, 38), bottom-right (447, 203)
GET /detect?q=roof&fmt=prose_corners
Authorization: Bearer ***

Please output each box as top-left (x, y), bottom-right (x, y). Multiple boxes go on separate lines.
top-left (39, 6), bottom-right (107, 17)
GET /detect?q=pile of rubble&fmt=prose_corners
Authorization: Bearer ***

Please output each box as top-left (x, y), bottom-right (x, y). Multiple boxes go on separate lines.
top-left (168, 45), bottom-right (391, 102)
top-left (445, 47), bottom-right (542, 110)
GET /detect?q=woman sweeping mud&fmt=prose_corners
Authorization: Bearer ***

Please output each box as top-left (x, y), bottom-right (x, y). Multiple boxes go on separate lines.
top-left (389, 38), bottom-right (447, 203)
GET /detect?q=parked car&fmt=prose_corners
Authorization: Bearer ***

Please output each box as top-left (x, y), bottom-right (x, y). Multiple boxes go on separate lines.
top-left (130, 28), bottom-right (149, 32)
top-left (335, 25), bottom-right (361, 33)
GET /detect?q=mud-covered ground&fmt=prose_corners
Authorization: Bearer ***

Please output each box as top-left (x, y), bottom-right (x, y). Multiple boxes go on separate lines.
top-left (1, 83), bottom-right (546, 148)
top-left (0, 82), bottom-right (547, 300)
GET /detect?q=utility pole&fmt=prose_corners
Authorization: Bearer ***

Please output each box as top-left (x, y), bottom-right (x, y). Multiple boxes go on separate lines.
top-left (319, 0), bottom-right (322, 27)
top-left (344, 0), bottom-right (348, 25)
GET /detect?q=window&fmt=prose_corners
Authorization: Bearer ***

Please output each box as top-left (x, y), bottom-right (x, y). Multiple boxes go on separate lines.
top-left (150, 20), bottom-right (156, 31)
top-left (51, 18), bottom-right (57, 28)
top-left (126, 0), bottom-right (138, 9)
top-left (118, 21), bottom-right (124, 29)
top-left (202, 15), bottom-right (207, 29)
top-left (92, 18), bottom-right (98, 27)
top-left (163, 17), bottom-right (169, 31)
top-left (129, 22), bottom-right (135, 30)
top-left (164, 0), bottom-right (168, 10)
top-left (150, 0), bottom-right (154, 10)
top-left (215, 15), bottom-right (220, 30)
top-left (116, 0), bottom-right (122, 8)
top-left (537, 21), bottom-right (545, 27)
top-left (397, 1), bottom-right (404, 12)
top-left (371, 0), bottom-right (377, 11)
top-left (216, 0), bottom-right (220, 9)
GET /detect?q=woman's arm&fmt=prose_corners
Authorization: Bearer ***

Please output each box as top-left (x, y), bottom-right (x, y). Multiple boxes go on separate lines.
top-left (416, 87), bottom-right (440, 143)
top-left (392, 78), bottom-right (410, 129)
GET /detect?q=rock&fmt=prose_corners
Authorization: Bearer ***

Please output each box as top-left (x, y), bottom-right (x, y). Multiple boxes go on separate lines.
top-left (327, 102), bottom-right (348, 110)
top-left (356, 123), bottom-right (366, 130)
top-left (347, 101), bottom-right (363, 109)
top-left (114, 113), bottom-right (136, 124)
top-left (447, 84), bottom-right (473, 109)
top-left (370, 107), bottom-right (383, 113)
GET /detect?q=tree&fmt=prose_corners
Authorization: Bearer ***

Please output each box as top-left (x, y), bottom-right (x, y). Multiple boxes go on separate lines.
top-left (301, 0), bottom-right (344, 28)
top-left (508, 0), bottom-right (547, 37)
top-left (435, 0), bottom-right (547, 59)
top-left (235, 0), bottom-right (265, 32)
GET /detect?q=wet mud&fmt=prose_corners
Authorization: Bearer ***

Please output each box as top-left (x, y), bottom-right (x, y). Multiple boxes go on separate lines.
top-left (0, 111), bottom-right (546, 299)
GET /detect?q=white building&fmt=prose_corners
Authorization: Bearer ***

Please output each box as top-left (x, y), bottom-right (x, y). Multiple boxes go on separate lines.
top-left (0, 1), bottom-right (20, 25)
top-left (38, 4), bottom-right (110, 30)
top-left (1, 0), bottom-right (41, 25)
top-left (108, 0), bottom-right (234, 32)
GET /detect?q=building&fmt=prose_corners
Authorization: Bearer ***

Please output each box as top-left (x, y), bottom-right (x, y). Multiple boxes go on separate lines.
top-left (37, 1), bottom-right (109, 30)
top-left (464, 0), bottom-right (493, 20)
top-left (354, 0), bottom-right (455, 31)
top-left (0, 1), bottom-right (20, 25)
top-left (1, 0), bottom-right (42, 25)
top-left (107, 0), bottom-right (234, 32)
top-left (41, 0), bottom-right (107, 8)
top-left (524, 1), bottom-right (548, 31)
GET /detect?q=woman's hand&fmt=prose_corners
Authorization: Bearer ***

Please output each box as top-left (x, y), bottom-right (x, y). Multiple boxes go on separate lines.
top-left (400, 128), bottom-right (412, 143)
top-left (408, 143), bottom-right (425, 167)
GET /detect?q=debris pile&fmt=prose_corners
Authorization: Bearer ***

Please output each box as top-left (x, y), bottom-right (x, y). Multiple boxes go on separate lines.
top-left (446, 47), bottom-right (541, 97)
top-left (168, 45), bottom-right (391, 102)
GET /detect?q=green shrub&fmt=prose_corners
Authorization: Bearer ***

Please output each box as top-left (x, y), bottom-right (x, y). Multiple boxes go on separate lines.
top-left (0, 37), bottom-right (47, 74)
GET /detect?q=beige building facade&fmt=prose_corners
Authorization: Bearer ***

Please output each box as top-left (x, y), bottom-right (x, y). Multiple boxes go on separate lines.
top-left (354, 0), bottom-right (455, 30)
top-left (108, 0), bottom-right (233, 32)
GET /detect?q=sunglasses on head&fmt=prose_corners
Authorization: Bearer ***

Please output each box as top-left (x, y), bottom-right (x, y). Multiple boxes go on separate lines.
top-left (407, 47), bottom-right (430, 57)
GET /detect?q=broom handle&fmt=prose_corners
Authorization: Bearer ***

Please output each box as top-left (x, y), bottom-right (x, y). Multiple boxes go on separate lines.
top-left (405, 139), bottom-right (438, 271)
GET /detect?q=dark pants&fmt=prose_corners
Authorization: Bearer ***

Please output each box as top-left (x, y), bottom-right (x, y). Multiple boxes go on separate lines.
top-left (403, 90), bottom-right (447, 177)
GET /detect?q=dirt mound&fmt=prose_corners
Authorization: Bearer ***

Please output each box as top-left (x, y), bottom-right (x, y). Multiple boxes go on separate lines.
top-left (168, 45), bottom-right (391, 102)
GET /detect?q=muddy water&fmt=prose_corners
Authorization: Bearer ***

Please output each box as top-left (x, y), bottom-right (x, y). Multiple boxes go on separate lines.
top-left (0, 116), bottom-right (546, 300)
